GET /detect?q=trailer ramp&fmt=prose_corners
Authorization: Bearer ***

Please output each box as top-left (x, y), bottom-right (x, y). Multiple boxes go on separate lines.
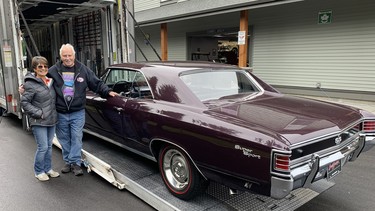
top-left (54, 134), bottom-right (335, 211)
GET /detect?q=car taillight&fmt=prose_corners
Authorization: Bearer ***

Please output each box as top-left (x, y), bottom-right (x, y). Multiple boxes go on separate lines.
top-left (274, 153), bottom-right (290, 172)
top-left (363, 121), bottom-right (375, 132)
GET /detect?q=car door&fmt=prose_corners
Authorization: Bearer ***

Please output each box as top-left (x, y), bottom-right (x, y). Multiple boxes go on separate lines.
top-left (85, 68), bottom-right (154, 153)
top-left (85, 68), bottom-right (133, 141)
top-left (117, 71), bottom-right (155, 154)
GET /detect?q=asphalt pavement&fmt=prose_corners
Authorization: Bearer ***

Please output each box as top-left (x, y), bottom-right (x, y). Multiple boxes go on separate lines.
top-left (295, 147), bottom-right (375, 211)
top-left (0, 115), bottom-right (155, 211)
top-left (1, 96), bottom-right (375, 211)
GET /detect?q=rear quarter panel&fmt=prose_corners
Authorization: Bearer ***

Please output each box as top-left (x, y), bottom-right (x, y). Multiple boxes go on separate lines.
top-left (140, 100), bottom-right (287, 185)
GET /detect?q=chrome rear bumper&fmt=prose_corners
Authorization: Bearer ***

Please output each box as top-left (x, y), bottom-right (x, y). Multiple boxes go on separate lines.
top-left (270, 134), bottom-right (365, 199)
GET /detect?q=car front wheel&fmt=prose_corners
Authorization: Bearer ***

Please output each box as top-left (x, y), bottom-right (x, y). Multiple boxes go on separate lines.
top-left (158, 145), bottom-right (206, 200)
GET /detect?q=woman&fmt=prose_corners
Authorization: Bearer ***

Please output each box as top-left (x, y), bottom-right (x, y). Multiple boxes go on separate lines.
top-left (21, 56), bottom-right (59, 181)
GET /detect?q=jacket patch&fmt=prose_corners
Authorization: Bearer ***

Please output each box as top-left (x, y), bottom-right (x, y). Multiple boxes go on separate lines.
top-left (77, 77), bottom-right (84, 82)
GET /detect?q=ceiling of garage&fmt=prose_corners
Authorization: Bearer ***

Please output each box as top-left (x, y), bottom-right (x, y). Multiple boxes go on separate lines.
top-left (18, 0), bottom-right (116, 30)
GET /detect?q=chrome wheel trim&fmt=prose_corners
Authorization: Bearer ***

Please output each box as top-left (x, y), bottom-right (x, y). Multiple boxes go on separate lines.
top-left (163, 148), bottom-right (189, 190)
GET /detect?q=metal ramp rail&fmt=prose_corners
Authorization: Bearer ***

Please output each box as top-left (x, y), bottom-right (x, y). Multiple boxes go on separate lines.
top-left (53, 134), bottom-right (335, 211)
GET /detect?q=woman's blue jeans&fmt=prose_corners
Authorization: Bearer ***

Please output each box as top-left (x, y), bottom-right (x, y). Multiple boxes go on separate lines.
top-left (56, 109), bottom-right (85, 166)
top-left (31, 125), bottom-right (56, 175)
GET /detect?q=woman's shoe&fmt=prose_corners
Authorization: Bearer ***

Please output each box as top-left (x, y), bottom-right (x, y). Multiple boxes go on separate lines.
top-left (35, 173), bottom-right (49, 181)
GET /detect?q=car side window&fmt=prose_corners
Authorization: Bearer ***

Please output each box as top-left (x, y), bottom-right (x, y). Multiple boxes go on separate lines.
top-left (104, 68), bottom-right (136, 94)
top-left (129, 72), bottom-right (153, 99)
top-left (104, 68), bottom-right (152, 99)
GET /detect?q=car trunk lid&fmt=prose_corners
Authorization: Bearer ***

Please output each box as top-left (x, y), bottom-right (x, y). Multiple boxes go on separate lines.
top-left (206, 92), bottom-right (362, 145)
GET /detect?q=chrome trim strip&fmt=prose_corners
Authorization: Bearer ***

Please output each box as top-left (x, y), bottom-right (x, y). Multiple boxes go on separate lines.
top-left (290, 119), bottom-right (363, 149)
top-left (83, 128), bottom-right (156, 162)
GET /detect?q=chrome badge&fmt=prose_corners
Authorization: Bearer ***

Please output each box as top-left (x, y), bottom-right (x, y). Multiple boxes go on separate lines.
top-left (335, 135), bottom-right (342, 145)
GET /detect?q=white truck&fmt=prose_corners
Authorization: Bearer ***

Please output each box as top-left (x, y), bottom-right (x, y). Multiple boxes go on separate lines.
top-left (0, 0), bottom-right (28, 130)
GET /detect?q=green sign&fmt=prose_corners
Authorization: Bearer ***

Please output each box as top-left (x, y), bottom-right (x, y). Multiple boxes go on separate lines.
top-left (318, 10), bottom-right (332, 24)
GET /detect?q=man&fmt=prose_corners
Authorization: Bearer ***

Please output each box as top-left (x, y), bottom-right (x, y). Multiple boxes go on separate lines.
top-left (47, 43), bottom-right (117, 176)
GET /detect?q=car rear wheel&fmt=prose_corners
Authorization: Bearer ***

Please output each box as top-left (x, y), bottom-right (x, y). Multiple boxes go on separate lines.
top-left (158, 144), bottom-right (206, 200)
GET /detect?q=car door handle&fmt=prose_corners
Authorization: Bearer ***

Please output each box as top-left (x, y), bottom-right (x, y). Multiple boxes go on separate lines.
top-left (93, 97), bottom-right (107, 102)
top-left (113, 106), bottom-right (124, 112)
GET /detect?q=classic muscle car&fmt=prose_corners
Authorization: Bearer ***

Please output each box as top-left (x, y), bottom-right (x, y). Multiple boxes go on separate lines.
top-left (84, 61), bottom-right (375, 200)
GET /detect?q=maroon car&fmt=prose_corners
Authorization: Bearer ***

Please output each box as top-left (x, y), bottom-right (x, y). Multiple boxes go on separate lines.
top-left (84, 61), bottom-right (375, 200)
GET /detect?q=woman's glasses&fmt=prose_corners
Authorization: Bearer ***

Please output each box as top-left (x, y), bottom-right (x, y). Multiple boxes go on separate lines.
top-left (37, 65), bottom-right (48, 69)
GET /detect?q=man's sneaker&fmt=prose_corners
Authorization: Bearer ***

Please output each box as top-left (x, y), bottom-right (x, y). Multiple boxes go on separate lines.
top-left (71, 164), bottom-right (83, 176)
top-left (61, 164), bottom-right (71, 173)
top-left (35, 173), bottom-right (49, 181)
top-left (47, 169), bottom-right (60, 178)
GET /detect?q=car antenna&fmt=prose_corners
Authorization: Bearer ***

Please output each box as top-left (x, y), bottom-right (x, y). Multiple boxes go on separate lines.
top-left (316, 82), bottom-right (332, 100)
top-left (123, 2), bottom-right (162, 61)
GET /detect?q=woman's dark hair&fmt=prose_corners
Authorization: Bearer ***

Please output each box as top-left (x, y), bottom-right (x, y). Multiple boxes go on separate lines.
top-left (31, 56), bottom-right (48, 69)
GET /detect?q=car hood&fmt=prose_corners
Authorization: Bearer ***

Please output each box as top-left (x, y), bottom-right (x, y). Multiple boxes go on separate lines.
top-left (205, 92), bottom-right (363, 145)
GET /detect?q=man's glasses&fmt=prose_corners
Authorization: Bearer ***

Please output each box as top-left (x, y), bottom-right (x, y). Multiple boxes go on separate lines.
top-left (37, 65), bottom-right (48, 69)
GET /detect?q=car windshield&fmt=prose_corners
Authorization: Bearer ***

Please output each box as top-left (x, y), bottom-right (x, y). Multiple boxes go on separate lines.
top-left (180, 69), bottom-right (259, 101)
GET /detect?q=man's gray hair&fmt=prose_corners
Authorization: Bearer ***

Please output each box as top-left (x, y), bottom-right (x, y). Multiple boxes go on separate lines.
top-left (59, 43), bottom-right (76, 56)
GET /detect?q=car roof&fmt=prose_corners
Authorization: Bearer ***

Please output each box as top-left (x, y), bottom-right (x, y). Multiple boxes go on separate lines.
top-left (106, 61), bottom-right (245, 107)
top-left (109, 61), bottom-right (239, 72)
